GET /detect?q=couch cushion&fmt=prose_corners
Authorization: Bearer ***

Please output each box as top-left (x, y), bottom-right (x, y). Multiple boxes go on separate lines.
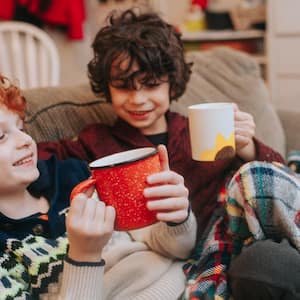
top-left (171, 47), bottom-right (286, 157)
top-left (24, 84), bottom-right (116, 142)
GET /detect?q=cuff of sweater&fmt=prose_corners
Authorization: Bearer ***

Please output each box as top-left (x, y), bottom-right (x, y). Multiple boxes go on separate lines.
top-left (59, 257), bottom-right (105, 299)
top-left (253, 137), bottom-right (285, 163)
top-left (165, 211), bottom-right (196, 236)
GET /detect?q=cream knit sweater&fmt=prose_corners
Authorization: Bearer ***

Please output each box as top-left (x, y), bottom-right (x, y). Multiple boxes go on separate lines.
top-left (57, 213), bottom-right (197, 300)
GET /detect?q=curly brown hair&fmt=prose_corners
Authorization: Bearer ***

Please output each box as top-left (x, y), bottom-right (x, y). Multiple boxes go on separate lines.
top-left (0, 75), bottom-right (26, 120)
top-left (88, 9), bottom-right (192, 102)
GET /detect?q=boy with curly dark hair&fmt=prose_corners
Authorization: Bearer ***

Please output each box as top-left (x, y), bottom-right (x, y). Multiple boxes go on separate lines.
top-left (39, 7), bottom-right (283, 234)
top-left (37, 9), bottom-right (289, 299)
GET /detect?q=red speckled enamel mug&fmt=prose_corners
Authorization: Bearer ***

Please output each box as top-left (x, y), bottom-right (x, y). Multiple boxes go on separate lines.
top-left (70, 147), bottom-right (161, 231)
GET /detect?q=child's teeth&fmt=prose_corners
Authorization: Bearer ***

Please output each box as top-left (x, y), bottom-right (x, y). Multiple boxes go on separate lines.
top-left (15, 157), bottom-right (31, 166)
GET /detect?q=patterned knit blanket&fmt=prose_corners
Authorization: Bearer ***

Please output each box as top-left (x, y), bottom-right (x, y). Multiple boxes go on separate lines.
top-left (183, 161), bottom-right (300, 300)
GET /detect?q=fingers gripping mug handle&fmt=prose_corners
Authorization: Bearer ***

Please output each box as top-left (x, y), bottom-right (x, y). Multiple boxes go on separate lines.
top-left (70, 178), bottom-right (97, 202)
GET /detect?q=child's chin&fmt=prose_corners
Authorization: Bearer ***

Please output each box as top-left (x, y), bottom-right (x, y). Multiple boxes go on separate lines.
top-left (26, 168), bottom-right (40, 183)
top-left (33, 168), bottom-right (40, 179)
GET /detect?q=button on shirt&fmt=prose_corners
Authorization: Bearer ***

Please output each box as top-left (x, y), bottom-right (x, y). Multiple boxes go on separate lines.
top-left (33, 224), bottom-right (44, 235)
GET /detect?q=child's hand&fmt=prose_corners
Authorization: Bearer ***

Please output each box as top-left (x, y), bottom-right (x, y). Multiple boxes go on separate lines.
top-left (66, 188), bottom-right (115, 262)
top-left (234, 103), bottom-right (256, 161)
top-left (144, 145), bottom-right (189, 224)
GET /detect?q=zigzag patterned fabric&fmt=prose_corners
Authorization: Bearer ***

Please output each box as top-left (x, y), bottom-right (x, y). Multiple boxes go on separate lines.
top-left (0, 234), bottom-right (68, 299)
top-left (183, 161), bottom-right (300, 300)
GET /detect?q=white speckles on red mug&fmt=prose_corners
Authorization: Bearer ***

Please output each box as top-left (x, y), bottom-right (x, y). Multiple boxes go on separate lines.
top-left (71, 147), bottom-right (161, 231)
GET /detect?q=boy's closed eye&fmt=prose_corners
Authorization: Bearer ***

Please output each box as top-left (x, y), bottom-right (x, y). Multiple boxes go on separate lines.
top-left (0, 132), bottom-right (5, 140)
top-left (144, 82), bottom-right (161, 89)
top-left (110, 80), bottom-right (131, 91)
top-left (110, 76), bottom-right (166, 91)
top-left (0, 120), bottom-right (25, 141)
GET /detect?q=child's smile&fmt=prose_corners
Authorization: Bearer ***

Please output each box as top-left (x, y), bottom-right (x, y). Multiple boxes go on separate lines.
top-left (126, 108), bottom-right (155, 119)
top-left (0, 107), bottom-right (39, 192)
top-left (13, 153), bottom-right (35, 167)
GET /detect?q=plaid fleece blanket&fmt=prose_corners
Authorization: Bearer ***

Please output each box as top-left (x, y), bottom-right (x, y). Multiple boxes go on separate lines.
top-left (182, 161), bottom-right (300, 300)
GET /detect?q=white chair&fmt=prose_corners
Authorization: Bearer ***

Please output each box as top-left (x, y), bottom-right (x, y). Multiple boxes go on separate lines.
top-left (0, 21), bottom-right (60, 89)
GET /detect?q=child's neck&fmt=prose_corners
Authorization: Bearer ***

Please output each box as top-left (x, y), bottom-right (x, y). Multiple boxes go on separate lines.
top-left (0, 189), bottom-right (49, 219)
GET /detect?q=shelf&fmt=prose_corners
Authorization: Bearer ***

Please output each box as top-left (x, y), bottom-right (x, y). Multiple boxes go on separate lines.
top-left (181, 29), bottom-right (267, 80)
top-left (181, 29), bottom-right (265, 42)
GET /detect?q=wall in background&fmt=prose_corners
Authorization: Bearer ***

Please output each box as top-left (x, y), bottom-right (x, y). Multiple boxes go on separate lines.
top-left (49, 0), bottom-right (157, 87)
top-left (150, 0), bottom-right (189, 25)
top-left (48, 0), bottom-right (191, 87)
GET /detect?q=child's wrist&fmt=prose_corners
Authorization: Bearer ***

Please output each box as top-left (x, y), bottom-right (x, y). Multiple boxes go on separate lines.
top-left (65, 254), bottom-right (105, 266)
top-left (237, 140), bottom-right (256, 162)
top-left (68, 248), bottom-right (103, 263)
top-left (166, 204), bottom-right (191, 227)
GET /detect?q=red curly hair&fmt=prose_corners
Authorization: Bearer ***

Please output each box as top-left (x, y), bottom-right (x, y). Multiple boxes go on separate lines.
top-left (0, 75), bottom-right (26, 120)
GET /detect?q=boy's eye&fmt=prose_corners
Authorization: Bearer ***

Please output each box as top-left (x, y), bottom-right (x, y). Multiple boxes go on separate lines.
top-left (116, 85), bottom-right (130, 90)
top-left (0, 133), bottom-right (6, 140)
top-left (111, 81), bottom-right (130, 90)
top-left (142, 82), bottom-right (162, 90)
top-left (145, 82), bottom-right (160, 88)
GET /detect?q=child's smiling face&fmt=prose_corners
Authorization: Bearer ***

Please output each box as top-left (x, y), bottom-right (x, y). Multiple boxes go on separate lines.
top-left (109, 56), bottom-right (170, 135)
top-left (0, 106), bottom-right (39, 193)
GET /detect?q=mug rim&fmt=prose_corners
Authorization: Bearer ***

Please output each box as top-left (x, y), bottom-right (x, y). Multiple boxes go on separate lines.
top-left (188, 102), bottom-right (233, 110)
top-left (90, 147), bottom-right (158, 169)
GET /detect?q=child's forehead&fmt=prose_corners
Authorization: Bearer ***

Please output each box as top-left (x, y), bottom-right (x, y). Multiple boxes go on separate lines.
top-left (109, 52), bottom-right (168, 84)
top-left (111, 54), bottom-right (138, 74)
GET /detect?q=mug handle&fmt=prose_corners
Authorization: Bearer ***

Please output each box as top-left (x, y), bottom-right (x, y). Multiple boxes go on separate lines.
top-left (70, 178), bottom-right (97, 202)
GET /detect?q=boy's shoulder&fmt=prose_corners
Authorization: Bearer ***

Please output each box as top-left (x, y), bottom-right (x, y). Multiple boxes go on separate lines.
top-left (82, 121), bottom-right (114, 134)
top-left (167, 110), bottom-right (188, 127)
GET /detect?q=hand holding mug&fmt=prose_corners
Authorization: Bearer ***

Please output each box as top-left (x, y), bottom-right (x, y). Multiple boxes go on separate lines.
top-left (66, 187), bottom-right (115, 262)
top-left (233, 103), bottom-right (256, 161)
top-left (144, 145), bottom-right (190, 224)
top-left (71, 147), bottom-right (161, 231)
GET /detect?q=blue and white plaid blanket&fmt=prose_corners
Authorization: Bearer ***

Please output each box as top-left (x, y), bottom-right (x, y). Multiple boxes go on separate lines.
top-left (183, 161), bottom-right (300, 300)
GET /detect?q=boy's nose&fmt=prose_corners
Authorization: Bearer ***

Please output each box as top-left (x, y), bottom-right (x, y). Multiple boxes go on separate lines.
top-left (129, 90), bottom-right (147, 104)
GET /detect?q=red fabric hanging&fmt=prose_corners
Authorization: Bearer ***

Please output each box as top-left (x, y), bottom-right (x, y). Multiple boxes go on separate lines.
top-left (0, 0), bottom-right (16, 20)
top-left (19, 0), bottom-right (86, 39)
top-left (0, 0), bottom-right (86, 40)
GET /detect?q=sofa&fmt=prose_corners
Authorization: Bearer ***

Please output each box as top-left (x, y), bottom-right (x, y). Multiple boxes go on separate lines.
top-left (23, 47), bottom-right (300, 160)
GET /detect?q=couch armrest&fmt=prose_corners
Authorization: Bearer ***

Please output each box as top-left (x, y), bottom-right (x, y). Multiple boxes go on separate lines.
top-left (277, 109), bottom-right (300, 155)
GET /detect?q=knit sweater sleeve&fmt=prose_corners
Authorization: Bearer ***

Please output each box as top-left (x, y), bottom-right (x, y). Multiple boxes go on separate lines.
top-left (231, 138), bottom-right (285, 174)
top-left (254, 137), bottom-right (285, 164)
top-left (0, 252), bottom-right (105, 299)
top-left (58, 257), bottom-right (105, 300)
top-left (0, 252), bottom-right (32, 299)
top-left (37, 123), bottom-right (110, 161)
top-left (129, 212), bottom-right (197, 260)
top-left (37, 134), bottom-right (92, 161)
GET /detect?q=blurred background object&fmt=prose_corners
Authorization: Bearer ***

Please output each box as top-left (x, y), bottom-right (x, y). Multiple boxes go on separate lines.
top-left (0, 21), bottom-right (60, 89)
top-left (230, 1), bottom-right (266, 30)
top-left (181, 1), bottom-right (206, 33)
